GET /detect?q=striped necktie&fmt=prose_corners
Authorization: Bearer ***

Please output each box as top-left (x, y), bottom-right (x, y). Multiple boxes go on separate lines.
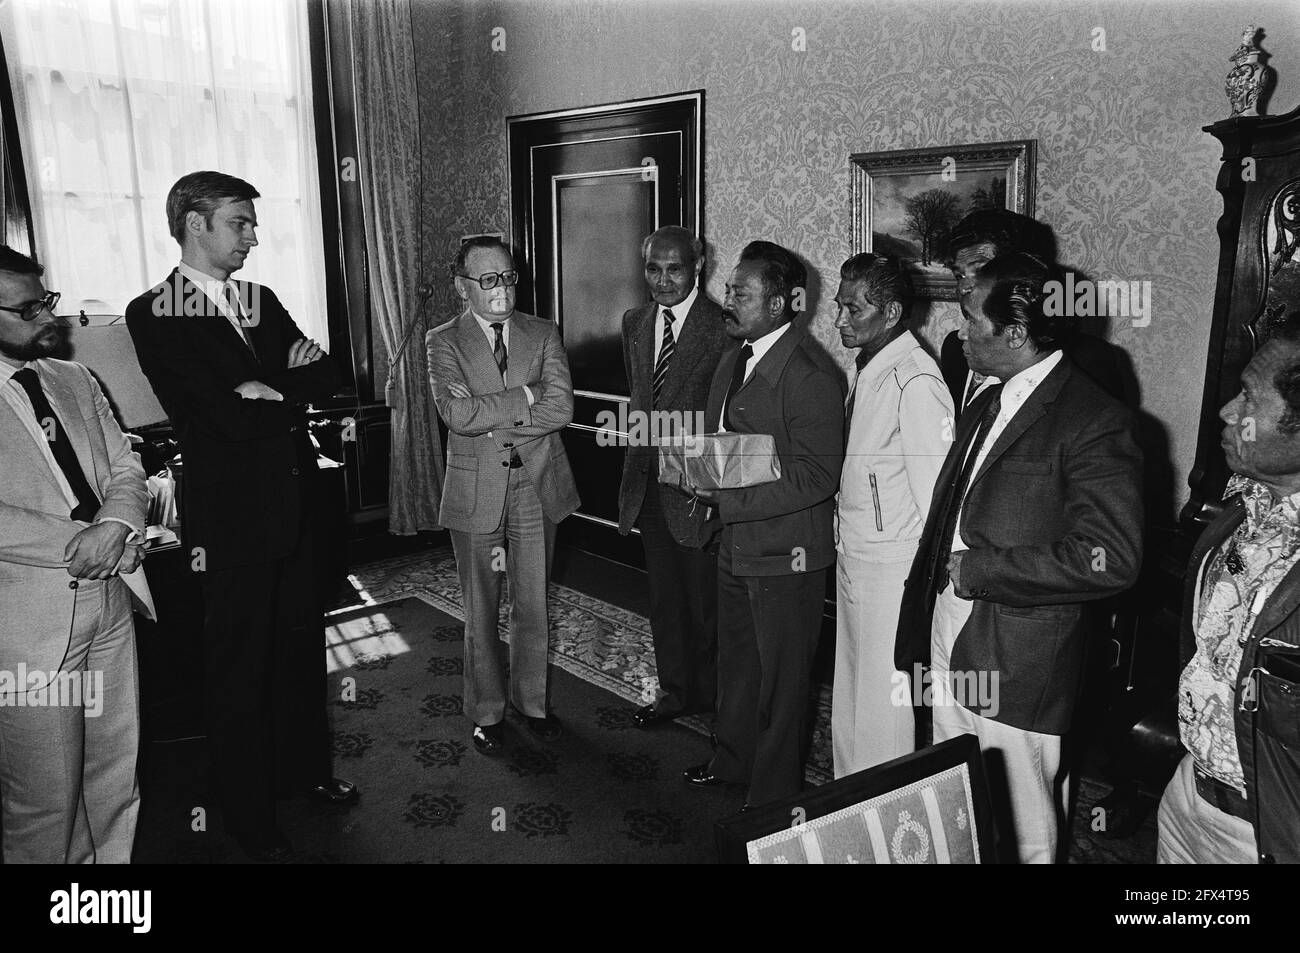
top-left (652, 308), bottom-right (676, 406)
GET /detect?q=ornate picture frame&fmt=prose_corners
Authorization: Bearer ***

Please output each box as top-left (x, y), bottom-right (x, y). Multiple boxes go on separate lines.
top-left (851, 139), bottom-right (1037, 300)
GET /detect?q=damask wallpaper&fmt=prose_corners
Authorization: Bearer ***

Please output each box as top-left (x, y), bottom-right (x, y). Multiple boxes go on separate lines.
top-left (410, 0), bottom-right (1300, 518)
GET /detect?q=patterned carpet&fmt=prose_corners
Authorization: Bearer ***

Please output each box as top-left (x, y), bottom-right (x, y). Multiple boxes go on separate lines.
top-left (337, 547), bottom-right (1158, 864)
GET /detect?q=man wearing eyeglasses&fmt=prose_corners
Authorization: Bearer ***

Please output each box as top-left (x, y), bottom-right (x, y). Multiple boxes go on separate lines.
top-left (427, 237), bottom-right (579, 755)
top-left (0, 244), bottom-right (151, 862)
top-left (125, 171), bottom-right (350, 863)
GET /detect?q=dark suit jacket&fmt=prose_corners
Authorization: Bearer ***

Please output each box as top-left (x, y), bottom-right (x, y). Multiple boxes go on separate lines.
top-left (940, 329), bottom-right (1129, 416)
top-left (617, 294), bottom-right (725, 546)
top-left (705, 325), bottom-right (845, 577)
top-left (125, 269), bottom-right (341, 571)
top-left (895, 356), bottom-right (1143, 734)
top-left (426, 309), bottom-right (580, 534)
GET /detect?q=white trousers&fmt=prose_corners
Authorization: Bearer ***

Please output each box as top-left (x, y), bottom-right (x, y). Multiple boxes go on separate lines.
top-left (1157, 754), bottom-right (1256, 864)
top-left (931, 584), bottom-right (1067, 864)
top-left (832, 552), bottom-right (914, 777)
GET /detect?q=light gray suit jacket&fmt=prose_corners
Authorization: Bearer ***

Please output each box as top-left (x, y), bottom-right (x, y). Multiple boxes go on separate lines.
top-left (0, 359), bottom-right (151, 672)
top-left (426, 309), bottom-right (580, 533)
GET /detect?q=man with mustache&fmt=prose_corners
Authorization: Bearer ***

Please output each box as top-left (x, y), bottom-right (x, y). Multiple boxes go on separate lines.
top-left (0, 244), bottom-right (151, 862)
top-left (1158, 313), bottom-right (1300, 863)
top-left (617, 226), bottom-right (725, 729)
top-left (126, 171), bottom-right (352, 862)
top-left (682, 241), bottom-right (844, 808)
top-left (831, 253), bottom-right (952, 776)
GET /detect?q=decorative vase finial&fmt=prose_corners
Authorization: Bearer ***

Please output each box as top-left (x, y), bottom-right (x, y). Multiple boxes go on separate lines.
top-left (1226, 25), bottom-right (1274, 117)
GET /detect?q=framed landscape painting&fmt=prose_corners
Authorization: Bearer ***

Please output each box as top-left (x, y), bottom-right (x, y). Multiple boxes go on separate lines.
top-left (850, 139), bottom-right (1036, 300)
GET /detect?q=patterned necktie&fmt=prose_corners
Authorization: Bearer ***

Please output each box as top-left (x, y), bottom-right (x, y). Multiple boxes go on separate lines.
top-left (652, 308), bottom-right (676, 406)
top-left (11, 367), bottom-right (102, 521)
top-left (492, 322), bottom-right (508, 381)
top-left (222, 282), bottom-right (257, 356)
top-left (933, 383), bottom-right (1004, 591)
top-left (722, 343), bottom-right (753, 431)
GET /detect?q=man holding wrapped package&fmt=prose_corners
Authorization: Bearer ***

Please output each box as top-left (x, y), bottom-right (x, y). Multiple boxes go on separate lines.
top-left (681, 241), bottom-right (845, 808)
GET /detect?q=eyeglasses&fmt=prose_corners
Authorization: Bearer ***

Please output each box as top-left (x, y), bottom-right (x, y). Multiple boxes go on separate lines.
top-left (456, 270), bottom-right (518, 290)
top-left (0, 291), bottom-right (60, 321)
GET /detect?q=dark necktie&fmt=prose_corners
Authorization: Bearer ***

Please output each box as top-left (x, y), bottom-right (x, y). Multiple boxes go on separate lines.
top-left (11, 367), bottom-right (102, 522)
top-left (492, 322), bottom-right (508, 381)
top-left (722, 343), bottom-right (753, 431)
top-left (222, 282), bottom-right (258, 356)
top-left (845, 351), bottom-right (871, 442)
top-left (933, 383), bottom-right (1004, 592)
top-left (652, 308), bottom-right (676, 406)
top-left (962, 373), bottom-right (984, 412)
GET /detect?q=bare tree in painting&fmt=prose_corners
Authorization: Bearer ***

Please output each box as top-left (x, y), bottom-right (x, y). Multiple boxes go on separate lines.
top-left (903, 189), bottom-right (962, 265)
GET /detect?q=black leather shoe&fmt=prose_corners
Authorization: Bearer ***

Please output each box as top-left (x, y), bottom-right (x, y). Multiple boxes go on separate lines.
top-left (304, 778), bottom-right (360, 806)
top-left (473, 723), bottom-right (504, 754)
top-left (235, 829), bottom-right (293, 863)
top-left (631, 704), bottom-right (681, 729)
top-left (521, 713), bottom-right (563, 742)
top-left (682, 763), bottom-right (738, 788)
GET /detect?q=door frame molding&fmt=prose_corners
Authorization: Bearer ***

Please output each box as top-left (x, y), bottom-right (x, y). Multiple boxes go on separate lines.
top-left (507, 89), bottom-right (704, 319)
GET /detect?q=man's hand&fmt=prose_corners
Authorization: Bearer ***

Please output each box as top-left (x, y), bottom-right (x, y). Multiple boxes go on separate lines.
top-left (948, 551), bottom-right (966, 597)
top-left (234, 381), bottom-right (284, 401)
top-left (446, 381), bottom-right (471, 399)
top-left (287, 338), bottom-right (324, 368)
top-left (115, 541), bottom-right (145, 575)
top-left (686, 481), bottom-right (719, 506)
top-left (64, 522), bottom-right (131, 580)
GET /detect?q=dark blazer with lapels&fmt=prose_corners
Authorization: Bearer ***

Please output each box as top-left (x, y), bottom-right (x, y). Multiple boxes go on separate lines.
top-left (704, 324), bottom-right (845, 577)
top-left (427, 309), bottom-right (580, 535)
top-left (617, 293), bottom-right (725, 546)
top-left (895, 356), bottom-right (1144, 735)
top-left (125, 268), bottom-right (342, 571)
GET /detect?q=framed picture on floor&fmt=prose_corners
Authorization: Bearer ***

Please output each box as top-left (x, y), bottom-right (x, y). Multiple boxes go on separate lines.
top-left (714, 735), bottom-right (996, 864)
top-left (850, 139), bottom-right (1036, 300)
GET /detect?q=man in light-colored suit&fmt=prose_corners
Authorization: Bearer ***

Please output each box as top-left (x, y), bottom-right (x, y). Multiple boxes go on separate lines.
top-left (427, 237), bottom-right (580, 754)
top-left (617, 226), bottom-right (725, 728)
top-left (0, 245), bottom-right (152, 863)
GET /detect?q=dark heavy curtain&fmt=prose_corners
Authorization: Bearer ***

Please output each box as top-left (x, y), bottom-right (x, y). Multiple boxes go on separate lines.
top-left (349, 0), bottom-right (443, 533)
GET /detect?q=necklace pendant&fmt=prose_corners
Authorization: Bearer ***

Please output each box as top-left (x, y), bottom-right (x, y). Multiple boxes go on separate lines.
top-left (1225, 545), bottom-right (1245, 576)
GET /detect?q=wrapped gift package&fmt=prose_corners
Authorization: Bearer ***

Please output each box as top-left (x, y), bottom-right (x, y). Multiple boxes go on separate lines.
top-left (657, 432), bottom-right (781, 490)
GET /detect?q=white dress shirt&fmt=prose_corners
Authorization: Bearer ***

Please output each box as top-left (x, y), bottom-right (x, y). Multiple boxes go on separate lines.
top-left (950, 349), bottom-right (1064, 553)
top-left (718, 321), bottom-right (791, 431)
top-left (652, 285), bottom-right (699, 365)
top-left (178, 260), bottom-right (253, 338)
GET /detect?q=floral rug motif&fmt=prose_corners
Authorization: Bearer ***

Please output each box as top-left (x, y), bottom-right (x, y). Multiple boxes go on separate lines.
top-left (340, 547), bottom-right (838, 783)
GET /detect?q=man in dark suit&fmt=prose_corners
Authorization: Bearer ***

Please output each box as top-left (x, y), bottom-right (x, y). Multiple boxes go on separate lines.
top-left (896, 251), bottom-right (1143, 862)
top-left (682, 241), bottom-right (844, 808)
top-left (617, 226), bottom-right (726, 728)
top-left (427, 237), bottom-right (580, 755)
top-left (940, 209), bottom-right (1128, 417)
top-left (126, 171), bottom-right (353, 862)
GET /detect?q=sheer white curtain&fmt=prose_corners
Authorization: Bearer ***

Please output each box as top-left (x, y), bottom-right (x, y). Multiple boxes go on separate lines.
top-left (0, 0), bottom-right (329, 345)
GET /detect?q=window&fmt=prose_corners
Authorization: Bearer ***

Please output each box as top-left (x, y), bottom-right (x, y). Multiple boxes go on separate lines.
top-left (0, 0), bottom-right (330, 346)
